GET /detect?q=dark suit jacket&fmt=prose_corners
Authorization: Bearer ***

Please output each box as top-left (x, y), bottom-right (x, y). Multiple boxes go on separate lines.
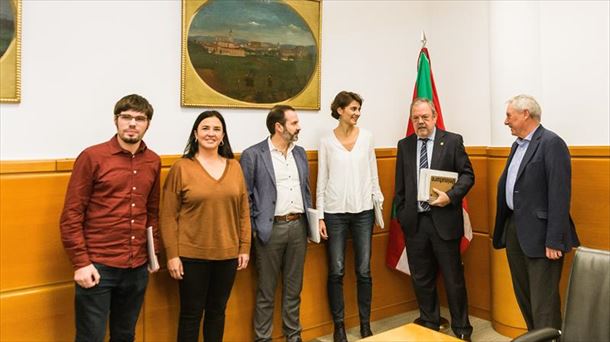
top-left (493, 125), bottom-right (579, 257)
top-left (239, 139), bottom-right (312, 244)
top-left (394, 128), bottom-right (474, 240)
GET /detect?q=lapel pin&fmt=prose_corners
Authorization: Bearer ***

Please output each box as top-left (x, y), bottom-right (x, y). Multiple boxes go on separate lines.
top-left (440, 142), bottom-right (444, 146)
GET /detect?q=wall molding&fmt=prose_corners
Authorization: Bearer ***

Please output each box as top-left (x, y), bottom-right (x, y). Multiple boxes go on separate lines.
top-left (2, 146), bottom-right (608, 174)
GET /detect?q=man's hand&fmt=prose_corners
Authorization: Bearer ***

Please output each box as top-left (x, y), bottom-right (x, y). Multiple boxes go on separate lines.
top-left (546, 247), bottom-right (563, 260)
top-left (167, 257), bottom-right (184, 280)
top-left (429, 188), bottom-right (451, 207)
top-left (237, 253), bottom-right (250, 270)
top-left (74, 264), bottom-right (100, 288)
top-left (319, 219), bottom-right (328, 240)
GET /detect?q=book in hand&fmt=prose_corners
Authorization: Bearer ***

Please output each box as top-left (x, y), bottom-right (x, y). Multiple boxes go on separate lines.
top-left (146, 226), bottom-right (160, 272)
top-left (372, 194), bottom-right (384, 229)
top-left (306, 208), bottom-right (321, 243)
top-left (417, 168), bottom-right (458, 202)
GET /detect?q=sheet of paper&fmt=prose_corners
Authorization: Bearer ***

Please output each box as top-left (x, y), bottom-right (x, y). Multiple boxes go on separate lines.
top-left (147, 226), bottom-right (160, 272)
top-left (306, 208), bottom-right (321, 243)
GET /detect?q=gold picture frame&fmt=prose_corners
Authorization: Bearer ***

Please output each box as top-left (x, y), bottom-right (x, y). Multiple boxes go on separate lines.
top-left (181, 0), bottom-right (321, 110)
top-left (0, 0), bottom-right (21, 103)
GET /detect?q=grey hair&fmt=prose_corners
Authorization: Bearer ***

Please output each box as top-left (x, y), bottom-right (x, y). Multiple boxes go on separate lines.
top-left (507, 94), bottom-right (541, 121)
top-left (410, 97), bottom-right (437, 116)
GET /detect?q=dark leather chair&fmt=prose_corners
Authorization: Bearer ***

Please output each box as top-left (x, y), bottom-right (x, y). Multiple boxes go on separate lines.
top-left (512, 247), bottom-right (610, 342)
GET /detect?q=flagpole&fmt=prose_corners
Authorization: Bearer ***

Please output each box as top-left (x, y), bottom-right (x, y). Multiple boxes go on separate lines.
top-left (420, 31), bottom-right (427, 48)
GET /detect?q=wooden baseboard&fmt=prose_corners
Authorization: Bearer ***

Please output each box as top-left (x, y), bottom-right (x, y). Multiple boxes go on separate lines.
top-left (491, 320), bottom-right (527, 339)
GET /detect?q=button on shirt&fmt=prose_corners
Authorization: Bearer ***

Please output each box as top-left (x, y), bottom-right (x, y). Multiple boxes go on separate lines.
top-left (416, 128), bottom-right (436, 212)
top-left (268, 138), bottom-right (304, 216)
top-left (60, 135), bottom-right (161, 270)
top-left (506, 126), bottom-right (539, 210)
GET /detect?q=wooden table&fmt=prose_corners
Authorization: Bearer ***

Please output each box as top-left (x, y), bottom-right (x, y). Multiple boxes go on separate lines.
top-left (360, 323), bottom-right (462, 341)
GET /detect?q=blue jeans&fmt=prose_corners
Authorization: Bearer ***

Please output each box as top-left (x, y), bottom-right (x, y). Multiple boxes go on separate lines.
top-left (324, 209), bottom-right (374, 323)
top-left (75, 263), bottom-right (148, 342)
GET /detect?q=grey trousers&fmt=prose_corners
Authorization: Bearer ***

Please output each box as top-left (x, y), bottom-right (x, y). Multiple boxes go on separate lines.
top-left (505, 215), bottom-right (564, 330)
top-left (254, 217), bottom-right (307, 342)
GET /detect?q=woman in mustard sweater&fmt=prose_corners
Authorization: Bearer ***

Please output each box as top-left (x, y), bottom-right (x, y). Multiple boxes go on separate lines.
top-left (160, 111), bottom-right (251, 342)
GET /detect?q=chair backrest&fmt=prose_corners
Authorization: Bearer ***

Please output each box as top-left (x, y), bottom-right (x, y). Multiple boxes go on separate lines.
top-left (562, 247), bottom-right (610, 341)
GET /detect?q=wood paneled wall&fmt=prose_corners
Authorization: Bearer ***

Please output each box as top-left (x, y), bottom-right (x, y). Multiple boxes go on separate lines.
top-left (1, 146), bottom-right (608, 341)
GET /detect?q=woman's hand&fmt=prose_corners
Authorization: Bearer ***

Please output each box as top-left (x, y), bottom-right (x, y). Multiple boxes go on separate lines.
top-left (237, 253), bottom-right (250, 270)
top-left (319, 219), bottom-right (328, 240)
top-left (167, 257), bottom-right (184, 280)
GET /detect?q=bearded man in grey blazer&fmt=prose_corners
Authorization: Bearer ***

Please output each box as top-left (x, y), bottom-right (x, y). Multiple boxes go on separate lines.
top-left (240, 105), bottom-right (312, 342)
top-left (493, 94), bottom-right (580, 330)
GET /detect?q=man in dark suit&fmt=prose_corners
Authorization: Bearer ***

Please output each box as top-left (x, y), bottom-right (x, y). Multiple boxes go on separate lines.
top-left (395, 98), bottom-right (474, 341)
top-left (493, 94), bottom-right (579, 330)
top-left (240, 105), bottom-right (312, 342)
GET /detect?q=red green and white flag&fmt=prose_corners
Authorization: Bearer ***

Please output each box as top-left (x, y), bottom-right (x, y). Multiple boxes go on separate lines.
top-left (385, 47), bottom-right (473, 275)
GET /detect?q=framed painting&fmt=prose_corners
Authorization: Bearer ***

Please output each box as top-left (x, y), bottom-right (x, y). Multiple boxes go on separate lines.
top-left (0, 0), bottom-right (21, 103)
top-left (181, 0), bottom-right (321, 110)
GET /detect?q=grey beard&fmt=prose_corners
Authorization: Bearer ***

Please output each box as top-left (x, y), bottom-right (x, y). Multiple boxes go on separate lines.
top-left (283, 131), bottom-right (299, 143)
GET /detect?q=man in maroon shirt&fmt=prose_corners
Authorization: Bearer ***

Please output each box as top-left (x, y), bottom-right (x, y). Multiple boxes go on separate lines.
top-left (60, 94), bottom-right (161, 342)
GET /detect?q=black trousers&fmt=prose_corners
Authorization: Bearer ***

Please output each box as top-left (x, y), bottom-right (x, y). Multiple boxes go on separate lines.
top-left (505, 215), bottom-right (563, 330)
top-left (405, 213), bottom-right (473, 337)
top-left (177, 257), bottom-right (238, 342)
top-left (75, 263), bottom-right (148, 342)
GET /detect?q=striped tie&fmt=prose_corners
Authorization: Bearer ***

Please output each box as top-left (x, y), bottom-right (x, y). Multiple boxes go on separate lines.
top-left (419, 138), bottom-right (431, 211)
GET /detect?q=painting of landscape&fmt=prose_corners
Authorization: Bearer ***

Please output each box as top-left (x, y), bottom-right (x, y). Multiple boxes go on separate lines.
top-left (185, 0), bottom-right (318, 105)
top-left (0, 0), bottom-right (20, 103)
top-left (0, 0), bottom-right (15, 59)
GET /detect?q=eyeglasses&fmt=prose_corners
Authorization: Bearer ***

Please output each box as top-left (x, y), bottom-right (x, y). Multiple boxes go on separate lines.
top-left (116, 114), bottom-right (148, 123)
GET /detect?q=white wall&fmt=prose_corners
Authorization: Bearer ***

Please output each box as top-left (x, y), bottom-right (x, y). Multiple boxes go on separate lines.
top-left (489, 0), bottom-right (610, 146)
top-left (0, 0), bottom-right (608, 160)
top-left (423, 1), bottom-right (491, 146)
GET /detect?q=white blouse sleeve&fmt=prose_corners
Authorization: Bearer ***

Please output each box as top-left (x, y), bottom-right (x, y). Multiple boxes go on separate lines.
top-left (316, 137), bottom-right (329, 219)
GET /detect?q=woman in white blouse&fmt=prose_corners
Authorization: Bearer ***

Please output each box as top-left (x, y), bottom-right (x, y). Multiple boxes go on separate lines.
top-left (317, 91), bottom-right (384, 342)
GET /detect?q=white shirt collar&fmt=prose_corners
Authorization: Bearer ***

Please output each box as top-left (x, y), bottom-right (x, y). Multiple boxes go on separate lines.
top-left (267, 137), bottom-right (295, 155)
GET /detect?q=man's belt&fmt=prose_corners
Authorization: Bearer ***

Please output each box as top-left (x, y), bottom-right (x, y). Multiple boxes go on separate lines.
top-left (274, 213), bottom-right (303, 223)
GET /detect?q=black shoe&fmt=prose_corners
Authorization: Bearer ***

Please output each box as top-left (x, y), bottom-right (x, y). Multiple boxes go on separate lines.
top-left (333, 322), bottom-right (348, 342)
top-left (413, 318), bottom-right (438, 331)
top-left (360, 322), bottom-right (373, 338)
top-left (457, 334), bottom-right (472, 341)
top-left (413, 317), bottom-right (426, 327)
top-left (439, 317), bottom-right (450, 331)
top-left (286, 334), bottom-right (302, 342)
